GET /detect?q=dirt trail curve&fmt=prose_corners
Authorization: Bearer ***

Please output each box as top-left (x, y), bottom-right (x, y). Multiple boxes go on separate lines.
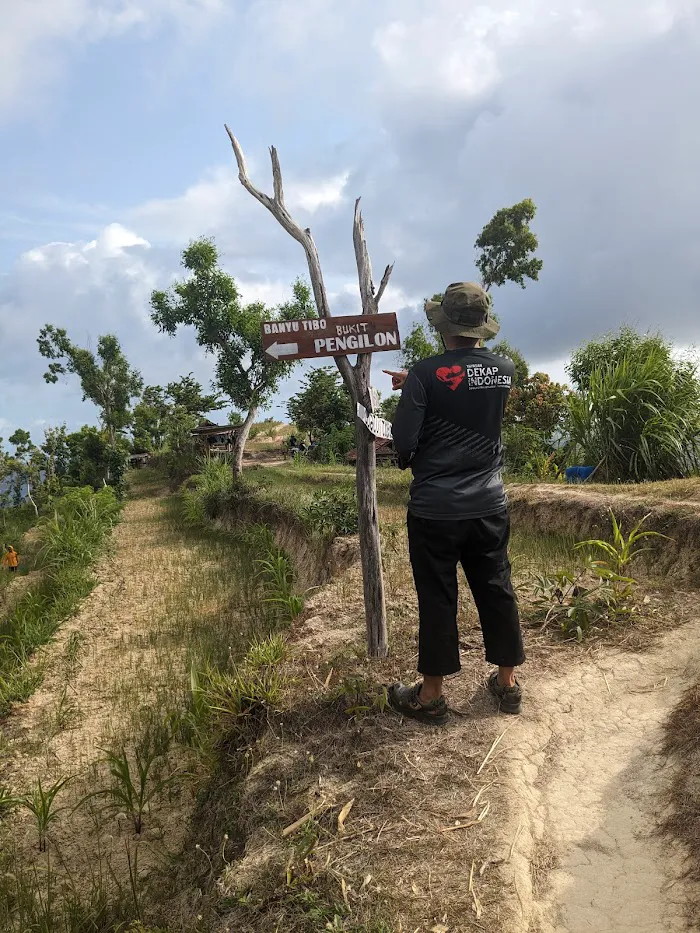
top-left (505, 619), bottom-right (700, 932)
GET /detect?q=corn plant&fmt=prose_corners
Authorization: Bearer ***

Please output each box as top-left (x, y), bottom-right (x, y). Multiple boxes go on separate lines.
top-left (530, 511), bottom-right (669, 638)
top-left (20, 776), bottom-right (71, 851)
top-left (576, 512), bottom-right (669, 620)
top-left (90, 746), bottom-right (176, 835)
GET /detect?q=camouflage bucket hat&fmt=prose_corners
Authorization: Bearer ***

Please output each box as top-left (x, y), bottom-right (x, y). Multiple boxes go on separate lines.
top-left (425, 282), bottom-right (499, 339)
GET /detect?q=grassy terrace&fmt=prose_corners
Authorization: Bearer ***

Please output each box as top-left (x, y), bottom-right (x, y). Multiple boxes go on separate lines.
top-left (245, 462), bottom-right (581, 576)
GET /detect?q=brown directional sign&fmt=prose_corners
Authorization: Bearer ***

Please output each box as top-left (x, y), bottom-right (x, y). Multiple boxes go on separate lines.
top-left (261, 312), bottom-right (401, 361)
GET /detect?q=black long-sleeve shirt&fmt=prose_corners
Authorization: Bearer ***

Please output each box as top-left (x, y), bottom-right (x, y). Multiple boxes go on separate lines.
top-left (392, 348), bottom-right (514, 519)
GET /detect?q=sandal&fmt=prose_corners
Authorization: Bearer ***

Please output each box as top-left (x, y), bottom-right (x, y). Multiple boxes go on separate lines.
top-left (487, 671), bottom-right (522, 715)
top-left (388, 682), bottom-right (449, 726)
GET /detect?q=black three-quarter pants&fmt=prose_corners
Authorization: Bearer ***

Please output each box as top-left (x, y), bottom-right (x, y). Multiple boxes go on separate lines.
top-left (407, 510), bottom-right (526, 677)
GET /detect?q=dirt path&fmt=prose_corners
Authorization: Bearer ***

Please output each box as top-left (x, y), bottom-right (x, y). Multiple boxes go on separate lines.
top-left (256, 555), bottom-right (699, 932)
top-left (505, 620), bottom-right (700, 932)
top-left (0, 477), bottom-right (191, 801)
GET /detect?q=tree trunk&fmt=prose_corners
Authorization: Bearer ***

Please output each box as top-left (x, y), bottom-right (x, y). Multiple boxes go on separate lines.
top-left (232, 404), bottom-right (258, 475)
top-left (354, 418), bottom-right (388, 657)
top-left (226, 129), bottom-right (392, 659)
top-left (26, 480), bottom-right (39, 518)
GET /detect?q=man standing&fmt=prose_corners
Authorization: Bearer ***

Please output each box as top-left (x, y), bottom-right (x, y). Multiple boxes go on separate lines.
top-left (386, 283), bottom-right (525, 726)
top-left (2, 545), bottom-right (19, 573)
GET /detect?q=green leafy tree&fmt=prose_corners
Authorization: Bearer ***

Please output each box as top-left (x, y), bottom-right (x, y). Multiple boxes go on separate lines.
top-left (492, 340), bottom-right (529, 387)
top-left (287, 367), bottom-right (352, 441)
top-left (38, 329), bottom-right (143, 446)
top-left (227, 411), bottom-right (244, 426)
top-left (378, 394), bottom-right (400, 422)
top-left (475, 198), bottom-right (543, 292)
top-left (132, 375), bottom-right (224, 453)
top-left (132, 386), bottom-right (169, 452)
top-left (65, 426), bottom-right (125, 491)
top-left (150, 238), bottom-right (314, 473)
top-left (400, 321), bottom-right (441, 369)
top-left (6, 429), bottom-right (44, 515)
top-left (41, 425), bottom-right (70, 495)
top-left (505, 373), bottom-right (568, 434)
top-left (163, 408), bottom-right (199, 457)
top-left (166, 373), bottom-right (223, 417)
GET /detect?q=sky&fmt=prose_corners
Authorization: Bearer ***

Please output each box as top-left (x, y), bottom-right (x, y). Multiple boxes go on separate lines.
top-left (1, 0), bottom-right (700, 442)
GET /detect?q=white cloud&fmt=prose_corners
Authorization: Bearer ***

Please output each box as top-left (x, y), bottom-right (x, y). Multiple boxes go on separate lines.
top-left (0, 0), bottom-right (225, 118)
top-left (374, 5), bottom-right (529, 99)
top-left (128, 164), bottom-right (350, 246)
top-left (235, 279), bottom-right (298, 307)
top-left (23, 223), bottom-right (150, 267)
top-left (286, 173), bottom-right (349, 213)
top-left (130, 167), bottom-right (239, 244)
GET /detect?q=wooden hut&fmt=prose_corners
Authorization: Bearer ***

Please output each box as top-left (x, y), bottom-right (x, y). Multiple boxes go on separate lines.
top-left (191, 421), bottom-right (243, 455)
top-left (128, 453), bottom-right (151, 470)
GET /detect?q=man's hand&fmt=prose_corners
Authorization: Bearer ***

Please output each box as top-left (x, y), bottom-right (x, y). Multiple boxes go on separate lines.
top-left (384, 369), bottom-right (408, 391)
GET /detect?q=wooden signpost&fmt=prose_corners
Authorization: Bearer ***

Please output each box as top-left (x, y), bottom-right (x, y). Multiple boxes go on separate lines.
top-left (227, 125), bottom-right (397, 659)
top-left (262, 312), bottom-right (400, 362)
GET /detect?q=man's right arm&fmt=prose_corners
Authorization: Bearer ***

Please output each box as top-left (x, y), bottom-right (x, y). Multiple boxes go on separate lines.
top-left (391, 370), bottom-right (427, 468)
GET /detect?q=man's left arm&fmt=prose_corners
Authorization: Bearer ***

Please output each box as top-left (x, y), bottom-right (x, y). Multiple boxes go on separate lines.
top-left (391, 370), bottom-right (427, 468)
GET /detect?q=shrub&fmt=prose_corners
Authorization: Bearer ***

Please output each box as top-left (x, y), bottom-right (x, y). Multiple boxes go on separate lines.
top-left (308, 425), bottom-right (356, 465)
top-left (502, 424), bottom-right (553, 476)
top-left (179, 458), bottom-right (238, 523)
top-left (37, 486), bottom-right (120, 572)
top-left (567, 330), bottom-right (700, 481)
top-left (303, 488), bottom-right (358, 537)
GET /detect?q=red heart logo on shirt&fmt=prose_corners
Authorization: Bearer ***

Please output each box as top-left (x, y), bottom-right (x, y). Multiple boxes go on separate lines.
top-left (436, 365), bottom-right (465, 391)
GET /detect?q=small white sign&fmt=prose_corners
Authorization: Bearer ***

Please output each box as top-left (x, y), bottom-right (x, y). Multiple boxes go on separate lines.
top-left (368, 386), bottom-right (380, 413)
top-left (357, 403), bottom-right (393, 440)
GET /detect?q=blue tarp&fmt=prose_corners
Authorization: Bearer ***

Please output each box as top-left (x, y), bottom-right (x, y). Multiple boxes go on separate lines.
top-left (565, 466), bottom-right (595, 483)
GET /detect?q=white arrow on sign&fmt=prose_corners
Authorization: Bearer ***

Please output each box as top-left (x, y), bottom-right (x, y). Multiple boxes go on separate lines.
top-left (265, 341), bottom-right (299, 360)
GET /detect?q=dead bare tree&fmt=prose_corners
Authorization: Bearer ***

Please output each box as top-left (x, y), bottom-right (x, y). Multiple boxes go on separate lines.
top-left (225, 126), bottom-right (390, 658)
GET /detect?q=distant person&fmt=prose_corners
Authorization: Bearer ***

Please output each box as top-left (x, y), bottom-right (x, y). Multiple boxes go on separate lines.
top-left (2, 545), bottom-right (19, 573)
top-left (385, 282), bottom-right (525, 725)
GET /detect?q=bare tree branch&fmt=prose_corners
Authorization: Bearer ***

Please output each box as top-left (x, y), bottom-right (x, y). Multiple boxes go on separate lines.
top-left (352, 199), bottom-right (377, 317)
top-left (270, 146), bottom-right (285, 206)
top-left (353, 199), bottom-right (379, 389)
top-left (375, 263), bottom-right (394, 306)
top-left (225, 125), bottom-right (356, 399)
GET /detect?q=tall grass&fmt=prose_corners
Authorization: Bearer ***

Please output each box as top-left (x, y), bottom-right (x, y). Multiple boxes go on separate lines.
top-left (182, 459), bottom-right (362, 540)
top-left (0, 486), bottom-right (121, 716)
top-left (568, 343), bottom-right (700, 481)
